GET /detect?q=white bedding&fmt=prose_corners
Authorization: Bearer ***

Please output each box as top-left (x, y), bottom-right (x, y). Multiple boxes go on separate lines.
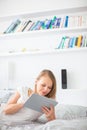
top-left (0, 118), bottom-right (87, 130)
top-left (36, 118), bottom-right (87, 130)
top-left (0, 103), bottom-right (87, 130)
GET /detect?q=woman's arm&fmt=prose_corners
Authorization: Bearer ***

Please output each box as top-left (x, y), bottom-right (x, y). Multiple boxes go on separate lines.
top-left (3, 91), bottom-right (23, 114)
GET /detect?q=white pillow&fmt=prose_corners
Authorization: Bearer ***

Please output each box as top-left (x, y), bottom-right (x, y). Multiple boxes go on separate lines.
top-left (55, 104), bottom-right (87, 120)
top-left (37, 104), bottom-right (87, 123)
top-left (0, 91), bottom-right (14, 103)
top-left (0, 104), bottom-right (42, 122)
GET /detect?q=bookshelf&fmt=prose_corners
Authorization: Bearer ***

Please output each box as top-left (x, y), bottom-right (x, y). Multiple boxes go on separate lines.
top-left (0, 6), bottom-right (87, 90)
top-left (0, 27), bottom-right (87, 56)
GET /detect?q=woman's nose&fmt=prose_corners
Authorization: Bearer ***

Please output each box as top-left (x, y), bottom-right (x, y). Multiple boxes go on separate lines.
top-left (44, 87), bottom-right (48, 91)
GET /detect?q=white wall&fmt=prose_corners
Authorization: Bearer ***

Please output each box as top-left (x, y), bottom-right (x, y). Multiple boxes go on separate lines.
top-left (0, 0), bottom-right (87, 16)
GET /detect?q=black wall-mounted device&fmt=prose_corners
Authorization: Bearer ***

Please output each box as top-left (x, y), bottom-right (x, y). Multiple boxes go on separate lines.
top-left (61, 69), bottom-right (67, 89)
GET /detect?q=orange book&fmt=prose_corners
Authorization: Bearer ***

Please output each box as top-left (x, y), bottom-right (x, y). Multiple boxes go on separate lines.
top-left (77, 35), bottom-right (83, 47)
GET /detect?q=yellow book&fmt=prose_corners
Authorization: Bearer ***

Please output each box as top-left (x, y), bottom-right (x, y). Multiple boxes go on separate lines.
top-left (77, 35), bottom-right (83, 47)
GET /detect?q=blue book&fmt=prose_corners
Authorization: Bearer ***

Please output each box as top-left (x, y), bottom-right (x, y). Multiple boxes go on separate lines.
top-left (64, 16), bottom-right (68, 27)
top-left (34, 21), bottom-right (44, 30)
top-left (44, 19), bottom-right (52, 29)
top-left (30, 21), bottom-right (40, 31)
top-left (58, 36), bottom-right (66, 49)
top-left (4, 19), bottom-right (21, 33)
top-left (57, 18), bottom-right (61, 28)
top-left (68, 37), bottom-right (74, 48)
top-left (50, 16), bottom-right (57, 28)
top-left (52, 18), bottom-right (58, 28)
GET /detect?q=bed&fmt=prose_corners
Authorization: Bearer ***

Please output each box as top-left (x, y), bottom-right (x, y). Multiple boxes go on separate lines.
top-left (0, 89), bottom-right (87, 130)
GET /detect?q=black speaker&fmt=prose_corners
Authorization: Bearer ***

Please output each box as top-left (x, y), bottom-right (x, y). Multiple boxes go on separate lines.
top-left (61, 69), bottom-right (67, 89)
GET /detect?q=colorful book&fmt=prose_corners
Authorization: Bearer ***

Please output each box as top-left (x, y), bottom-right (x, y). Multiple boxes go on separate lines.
top-left (57, 17), bottom-right (61, 28)
top-left (29, 22), bottom-right (36, 31)
top-left (50, 16), bottom-right (57, 28)
top-left (35, 21), bottom-right (44, 30)
top-left (23, 21), bottom-right (33, 31)
top-left (72, 37), bottom-right (78, 47)
top-left (15, 20), bottom-right (26, 32)
top-left (74, 37), bottom-right (78, 47)
top-left (82, 35), bottom-right (87, 47)
top-left (44, 19), bottom-right (52, 29)
top-left (64, 36), bottom-right (70, 48)
top-left (4, 19), bottom-right (21, 33)
top-left (64, 16), bottom-right (68, 27)
top-left (68, 37), bottom-right (74, 48)
top-left (58, 36), bottom-right (66, 49)
top-left (77, 35), bottom-right (83, 47)
top-left (30, 21), bottom-right (40, 31)
top-left (22, 20), bottom-right (32, 31)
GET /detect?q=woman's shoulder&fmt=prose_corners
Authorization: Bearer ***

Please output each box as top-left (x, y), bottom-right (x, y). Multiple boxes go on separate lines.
top-left (17, 86), bottom-right (34, 97)
top-left (28, 88), bottom-right (33, 96)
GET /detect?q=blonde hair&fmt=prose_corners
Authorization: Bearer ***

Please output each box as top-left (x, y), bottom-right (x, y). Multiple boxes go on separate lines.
top-left (36, 69), bottom-right (57, 99)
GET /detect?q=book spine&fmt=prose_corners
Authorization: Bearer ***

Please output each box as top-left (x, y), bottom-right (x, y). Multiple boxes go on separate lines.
top-left (4, 19), bottom-right (21, 33)
top-left (57, 17), bottom-right (61, 28)
top-left (44, 19), bottom-right (52, 29)
top-left (28, 22), bottom-right (35, 31)
top-left (30, 21), bottom-right (40, 31)
top-left (72, 37), bottom-right (77, 47)
top-left (58, 36), bottom-right (66, 49)
top-left (23, 21), bottom-right (32, 31)
top-left (68, 37), bottom-right (74, 48)
top-left (64, 36), bottom-right (70, 48)
top-left (64, 16), bottom-right (68, 27)
top-left (35, 21), bottom-right (44, 30)
top-left (22, 20), bottom-right (31, 32)
top-left (77, 35), bottom-right (83, 47)
top-left (50, 16), bottom-right (57, 29)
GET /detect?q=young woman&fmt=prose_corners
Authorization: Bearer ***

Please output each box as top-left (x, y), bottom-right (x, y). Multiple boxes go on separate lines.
top-left (3, 69), bottom-right (57, 121)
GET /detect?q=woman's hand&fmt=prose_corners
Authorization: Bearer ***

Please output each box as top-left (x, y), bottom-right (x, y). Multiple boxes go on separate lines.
top-left (41, 105), bottom-right (56, 121)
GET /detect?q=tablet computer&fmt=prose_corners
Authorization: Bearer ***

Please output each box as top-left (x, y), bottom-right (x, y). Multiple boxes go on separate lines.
top-left (24, 93), bottom-right (58, 113)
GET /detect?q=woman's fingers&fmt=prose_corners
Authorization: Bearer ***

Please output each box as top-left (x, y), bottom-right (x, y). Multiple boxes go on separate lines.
top-left (41, 105), bottom-right (54, 114)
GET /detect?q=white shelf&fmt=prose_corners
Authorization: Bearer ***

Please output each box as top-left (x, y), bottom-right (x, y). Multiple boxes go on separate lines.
top-left (0, 47), bottom-right (87, 57)
top-left (0, 27), bottom-right (87, 40)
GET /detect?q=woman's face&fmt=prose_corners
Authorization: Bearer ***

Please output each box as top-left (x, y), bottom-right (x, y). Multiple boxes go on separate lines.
top-left (36, 75), bottom-right (53, 96)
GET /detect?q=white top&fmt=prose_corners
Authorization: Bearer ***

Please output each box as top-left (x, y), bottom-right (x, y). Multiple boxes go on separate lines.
top-left (16, 86), bottom-right (42, 121)
top-left (17, 86), bottom-right (29, 103)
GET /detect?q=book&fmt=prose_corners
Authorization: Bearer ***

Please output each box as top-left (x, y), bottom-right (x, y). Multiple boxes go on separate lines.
top-left (77, 35), bottom-right (83, 47)
top-left (64, 16), bottom-right (68, 27)
top-left (35, 21), bottom-right (44, 30)
top-left (68, 37), bottom-right (74, 48)
top-left (15, 20), bottom-right (27, 32)
top-left (24, 93), bottom-right (58, 113)
top-left (64, 36), bottom-right (70, 48)
top-left (58, 36), bottom-right (66, 49)
top-left (4, 19), bottom-right (21, 33)
top-left (21, 20), bottom-right (32, 32)
top-left (30, 21), bottom-right (40, 31)
top-left (81, 35), bottom-right (87, 47)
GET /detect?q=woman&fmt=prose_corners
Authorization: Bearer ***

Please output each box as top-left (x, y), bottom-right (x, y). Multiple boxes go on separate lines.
top-left (3, 69), bottom-right (57, 121)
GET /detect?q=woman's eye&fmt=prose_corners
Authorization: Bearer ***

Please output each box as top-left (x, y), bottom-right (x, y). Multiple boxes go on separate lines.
top-left (42, 84), bottom-right (45, 87)
top-left (48, 87), bottom-right (52, 90)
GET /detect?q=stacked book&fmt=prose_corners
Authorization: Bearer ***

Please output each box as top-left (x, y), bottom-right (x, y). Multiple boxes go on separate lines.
top-left (2, 14), bottom-right (87, 34)
top-left (58, 35), bottom-right (87, 49)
